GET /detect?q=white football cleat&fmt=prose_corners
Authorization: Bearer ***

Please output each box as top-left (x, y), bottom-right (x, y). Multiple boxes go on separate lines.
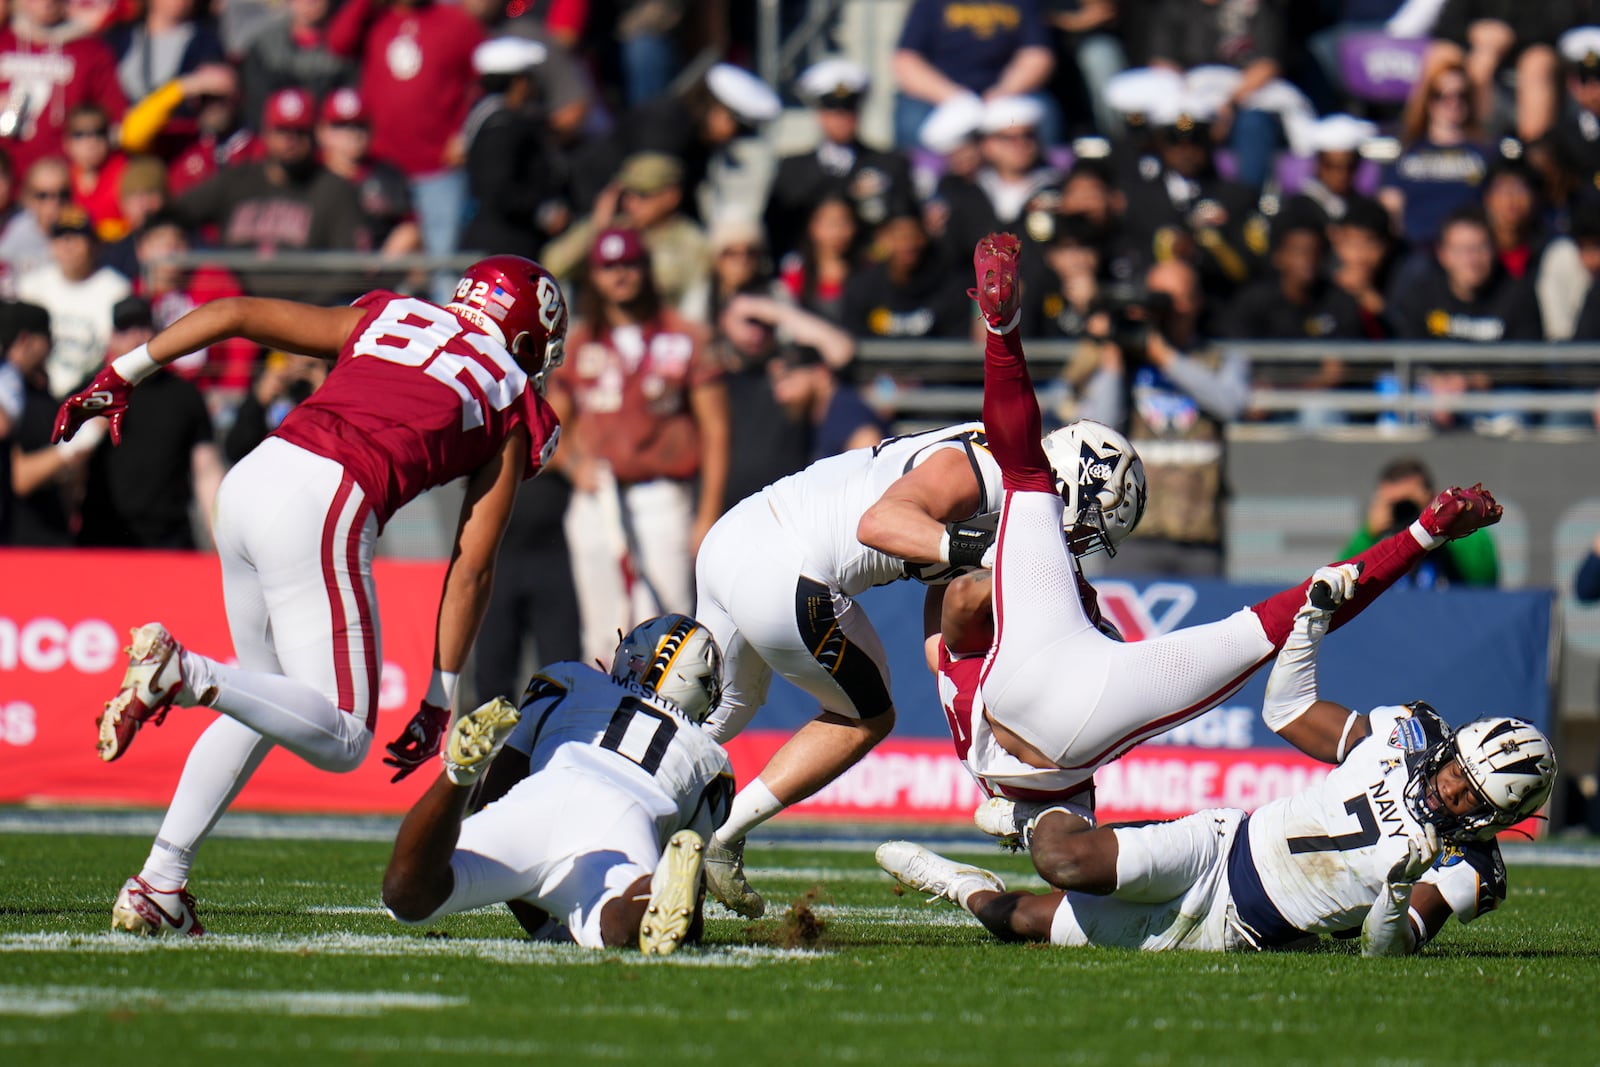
top-left (876, 841), bottom-right (1005, 907)
top-left (703, 837), bottom-right (765, 918)
top-left (639, 830), bottom-right (705, 956)
top-left (444, 697), bottom-right (521, 785)
top-left (111, 876), bottom-right (205, 936)
top-left (974, 796), bottom-right (1024, 848)
top-left (974, 797), bottom-right (1080, 851)
top-left (98, 623), bottom-right (195, 763)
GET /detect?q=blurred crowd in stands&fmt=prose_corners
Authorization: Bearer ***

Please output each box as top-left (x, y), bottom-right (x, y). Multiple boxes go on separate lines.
top-left (3, 0), bottom-right (1599, 637)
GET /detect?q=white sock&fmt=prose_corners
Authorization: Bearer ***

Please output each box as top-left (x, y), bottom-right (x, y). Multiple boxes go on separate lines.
top-left (197, 660), bottom-right (371, 771)
top-left (713, 779), bottom-right (785, 846)
top-left (140, 717), bottom-right (274, 890)
top-left (951, 874), bottom-right (992, 911)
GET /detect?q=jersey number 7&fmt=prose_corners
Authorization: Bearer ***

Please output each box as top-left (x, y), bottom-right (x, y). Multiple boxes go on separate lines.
top-left (1287, 794), bottom-right (1381, 854)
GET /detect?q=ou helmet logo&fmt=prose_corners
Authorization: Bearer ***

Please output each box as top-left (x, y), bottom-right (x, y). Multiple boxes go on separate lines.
top-left (535, 275), bottom-right (565, 334)
top-left (1095, 581), bottom-right (1197, 643)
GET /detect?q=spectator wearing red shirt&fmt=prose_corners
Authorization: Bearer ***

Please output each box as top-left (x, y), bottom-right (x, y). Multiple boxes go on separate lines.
top-left (134, 210), bottom-right (257, 410)
top-left (326, 0), bottom-right (483, 290)
top-left (550, 226), bottom-right (729, 668)
top-left (62, 102), bottom-right (127, 239)
top-left (161, 73), bottom-right (263, 198)
top-left (0, 0), bottom-right (127, 177)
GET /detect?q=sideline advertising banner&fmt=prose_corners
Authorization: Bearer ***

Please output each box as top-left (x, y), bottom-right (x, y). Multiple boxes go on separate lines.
top-left (0, 551), bottom-right (1554, 830)
top-left (0, 549), bottom-right (446, 812)
top-left (735, 579), bottom-right (1555, 827)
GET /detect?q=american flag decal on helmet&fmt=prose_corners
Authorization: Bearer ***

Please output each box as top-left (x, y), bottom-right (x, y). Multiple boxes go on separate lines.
top-left (486, 284), bottom-right (516, 321)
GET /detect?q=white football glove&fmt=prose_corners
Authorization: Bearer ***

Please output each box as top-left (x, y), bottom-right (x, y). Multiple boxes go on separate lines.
top-left (1304, 561), bottom-right (1363, 616)
top-left (1386, 822), bottom-right (1440, 887)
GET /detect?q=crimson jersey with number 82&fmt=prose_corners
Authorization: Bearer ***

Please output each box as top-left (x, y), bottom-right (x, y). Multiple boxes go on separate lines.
top-left (274, 291), bottom-right (561, 526)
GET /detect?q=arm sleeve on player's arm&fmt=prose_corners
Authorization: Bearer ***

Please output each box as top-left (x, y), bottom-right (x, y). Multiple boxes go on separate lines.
top-left (1261, 596), bottom-right (1331, 732)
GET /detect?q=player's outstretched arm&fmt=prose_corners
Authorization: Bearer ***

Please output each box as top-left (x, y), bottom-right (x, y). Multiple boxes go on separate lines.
top-left (385, 430), bottom-right (528, 781)
top-left (54, 297), bottom-right (367, 445)
top-left (150, 297), bottom-right (368, 362)
top-left (1262, 563), bottom-right (1371, 764)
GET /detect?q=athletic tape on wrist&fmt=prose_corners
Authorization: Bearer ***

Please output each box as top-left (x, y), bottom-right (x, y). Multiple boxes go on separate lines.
top-left (110, 343), bottom-right (160, 385)
top-left (426, 669), bottom-right (459, 709)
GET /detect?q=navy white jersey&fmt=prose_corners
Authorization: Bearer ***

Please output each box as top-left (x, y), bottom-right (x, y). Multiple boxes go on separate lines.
top-left (1240, 703), bottom-right (1506, 940)
top-left (760, 422), bottom-right (1006, 596)
top-left (505, 662), bottom-right (735, 842)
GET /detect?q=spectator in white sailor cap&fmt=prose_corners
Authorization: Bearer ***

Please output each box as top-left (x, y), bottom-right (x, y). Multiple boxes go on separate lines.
top-left (938, 95), bottom-right (1064, 266)
top-left (462, 36), bottom-right (572, 258)
top-left (1282, 114), bottom-right (1384, 229)
top-left (568, 62), bottom-right (779, 223)
top-left (763, 57), bottom-right (915, 260)
top-left (1553, 27), bottom-right (1600, 194)
top-left (1120, 90), bottom-right (1272, 308)
top-left (914, 92), bottom-right (985, 245)
top-left (892, 0), bottom-right (1059, 150)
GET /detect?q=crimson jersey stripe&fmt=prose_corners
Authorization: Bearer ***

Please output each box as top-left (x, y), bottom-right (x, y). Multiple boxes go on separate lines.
top-left (321, 477), bottom-right (356, 718)
top-left (344, 495), bottom-right (379, 729)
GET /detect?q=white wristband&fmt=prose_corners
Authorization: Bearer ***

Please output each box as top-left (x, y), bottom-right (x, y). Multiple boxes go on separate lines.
top-left (1334, 710), bottom-right (1360, 763)
top-left (936, 530), bottom-right (952, 564)
top-left (425, 669), bottom-right (459, 709)
top-left (110, 343), bottom-right (161, 385)
top-left (984, 308), bottom-right (1022, 335)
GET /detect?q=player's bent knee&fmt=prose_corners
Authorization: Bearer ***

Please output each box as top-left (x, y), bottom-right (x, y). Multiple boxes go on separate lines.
top-left (381, 867), bottom-right (449, 924)
top-left (1031, 825), bottom-right (1103, 891)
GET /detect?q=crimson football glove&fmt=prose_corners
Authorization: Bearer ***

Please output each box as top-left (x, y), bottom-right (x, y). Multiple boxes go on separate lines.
top-left (383, 701), bottom-right (451, 783)
top-left (53, 365), bottom-right (134, 446)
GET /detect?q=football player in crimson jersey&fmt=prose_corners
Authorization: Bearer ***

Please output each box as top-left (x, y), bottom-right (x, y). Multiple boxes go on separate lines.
top-left (51, 254), bottom-right (568, 936)
top-left (882, 562), bottom-right (1558, 956)
top-left (922, 233), bottom-right (1505, 890)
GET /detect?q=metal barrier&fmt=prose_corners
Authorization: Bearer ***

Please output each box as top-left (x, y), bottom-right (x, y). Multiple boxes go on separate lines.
top-left (853, 338), bottom-right (1600, 426)
top-left (148, 252), bottom-right (1600, 427)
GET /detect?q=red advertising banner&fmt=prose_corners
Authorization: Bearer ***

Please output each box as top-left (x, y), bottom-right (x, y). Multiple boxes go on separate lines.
top-left (0, 550), bottom-right (1546, 836)
top-left (0, 548), bottom-right (446, 813)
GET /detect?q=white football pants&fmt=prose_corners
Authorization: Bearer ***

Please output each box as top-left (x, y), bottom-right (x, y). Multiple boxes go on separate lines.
top-left (401, 760), bottom-right (670, 948)
top-left (980, 490), bottom-right (1274, 769)
top-left (142, 439), bottom-right (375, 888)
top-left (696, 493), bottom-right (894, 743)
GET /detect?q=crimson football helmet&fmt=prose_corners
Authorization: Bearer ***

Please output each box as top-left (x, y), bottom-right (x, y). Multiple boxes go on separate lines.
top-left (446, 255), bottom-right (569, 385)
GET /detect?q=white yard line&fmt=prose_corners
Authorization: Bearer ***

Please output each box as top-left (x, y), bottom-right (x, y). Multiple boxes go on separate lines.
top-left (0, 932), bottom-right (822, 966)
top-left (0, 985), bottom-right (463, 1017)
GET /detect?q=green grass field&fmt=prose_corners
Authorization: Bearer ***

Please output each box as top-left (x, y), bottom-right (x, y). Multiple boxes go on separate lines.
top-left (2, 817), bottom-right (1598, 1066)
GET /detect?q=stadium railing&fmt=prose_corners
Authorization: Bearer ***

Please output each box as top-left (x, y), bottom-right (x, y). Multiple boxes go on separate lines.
top-left (853, 338), bottom-right (1600, 430)
top-left (147, 252), bottom-right (1600, 431)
